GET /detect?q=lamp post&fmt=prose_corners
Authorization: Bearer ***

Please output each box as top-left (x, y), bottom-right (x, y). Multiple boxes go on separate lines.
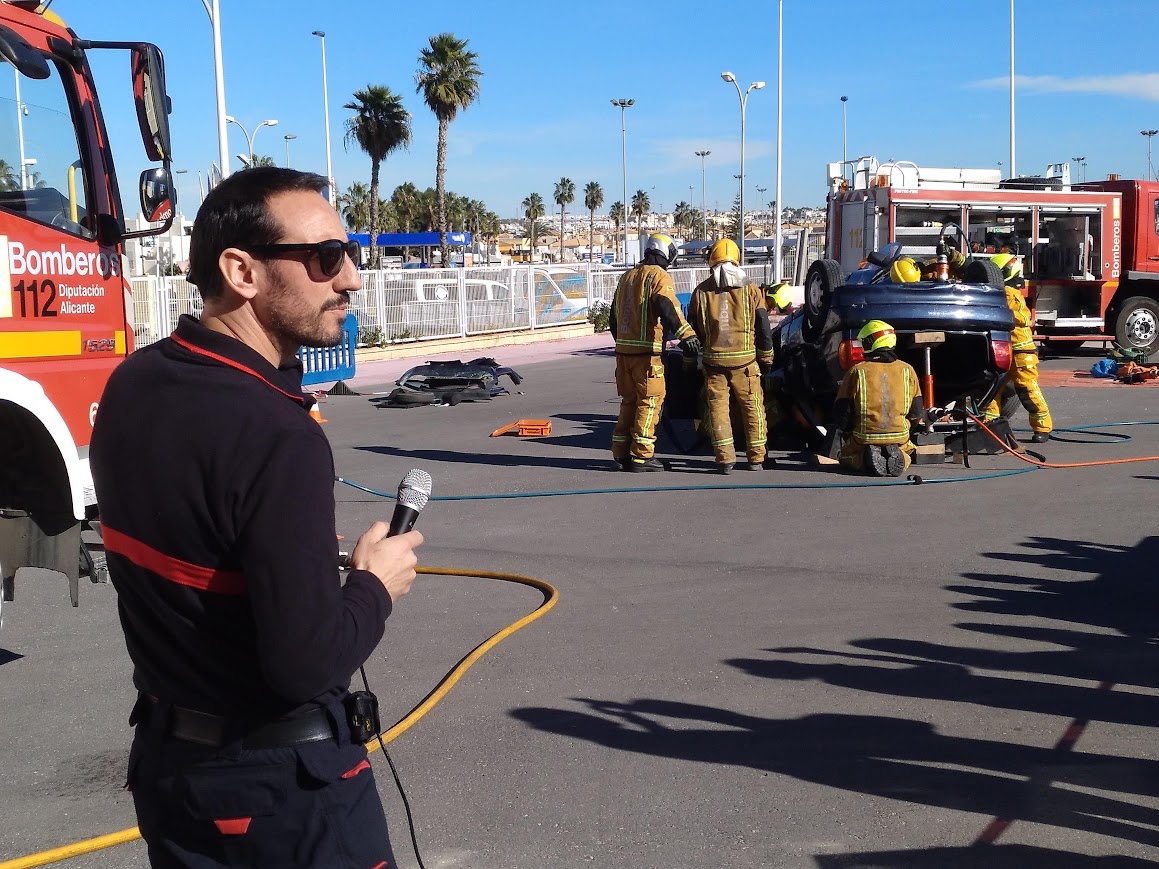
top-left (1070, 155), bottom-right (1086, 184)
top-left (1143, 130), bottom-right (1158, 181)
top-left (174, 168), bottom-right (188, 215)
top-left (774, 0), bottom-right (784, 282)
top-left (312, 31), bottom-right (336, 207)
top-left (284, 133), bottom-right (297, 167)
top-left (610, 98), bottom-right (634, 264)
top-left (226, 116), bottom-right (278, 166)
top-left (840, 96), bottom-right (848, 181)
top-left (695, 149), bottom-right (711, 240)
top-left (721, 72), bottom-right (764, 266)
top-left (755, 186), bottom-right (767, 235)
top-left (20, 157), bottom-right (35, 191)
top-left (201, 0), bottom-right (230, 181)
top-left (1009, 0), bottom-right (1016, 178)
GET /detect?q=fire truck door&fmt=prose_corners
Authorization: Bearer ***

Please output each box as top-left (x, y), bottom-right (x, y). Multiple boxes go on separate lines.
top-left (1147, 193), bottom-right (1159, 265)
top-left (839, 200), bottom-right (869, 275)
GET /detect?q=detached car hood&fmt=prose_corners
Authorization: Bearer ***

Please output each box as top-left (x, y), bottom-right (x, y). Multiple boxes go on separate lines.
top-left (830, 281), bottom-right (1014, 335)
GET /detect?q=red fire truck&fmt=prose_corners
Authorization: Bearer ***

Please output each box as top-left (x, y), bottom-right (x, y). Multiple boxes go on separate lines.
top-left (0, 1), bottom-right (173, 622)
top-left (824, 157), bottom-right (1159, 354)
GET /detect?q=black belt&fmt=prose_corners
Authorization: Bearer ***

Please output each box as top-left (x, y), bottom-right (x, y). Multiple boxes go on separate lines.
top-left (135, 694), bottom-right (336, 749)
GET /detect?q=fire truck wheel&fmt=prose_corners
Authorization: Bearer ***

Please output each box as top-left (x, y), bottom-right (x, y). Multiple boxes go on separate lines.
top-left (803, 259), bottom-right (842, 341)
top-left (1114, 296), bottom-right (1159, 358)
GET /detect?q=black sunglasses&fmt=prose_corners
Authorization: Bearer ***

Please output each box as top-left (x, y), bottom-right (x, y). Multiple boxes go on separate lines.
top-left (243, 239), bottom-right (360, 278)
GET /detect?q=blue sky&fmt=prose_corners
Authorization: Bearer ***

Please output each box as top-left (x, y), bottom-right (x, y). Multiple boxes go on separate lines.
top-left (53, 0), bottom-right (1159, 221)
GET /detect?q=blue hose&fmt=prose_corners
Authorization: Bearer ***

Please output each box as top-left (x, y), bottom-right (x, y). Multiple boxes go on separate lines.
top-left (336, 421), bottom-right (1159, 503)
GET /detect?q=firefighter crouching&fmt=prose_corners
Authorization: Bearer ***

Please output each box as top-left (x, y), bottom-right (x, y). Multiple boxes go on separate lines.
top-left (688, 239), bottom-right (773, 473)
top-left (833, 320), bottom-right (926, 477)
top-left (609, 233), bottom-right (701, 471)
top-left (765, 282), bottom-right (794, 327)
top-left (979, 253), bottom-right (1052, 443)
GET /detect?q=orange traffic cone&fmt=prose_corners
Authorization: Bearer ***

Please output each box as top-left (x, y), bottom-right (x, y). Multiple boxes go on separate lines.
top-left (309, 400), bottom-right (328, 424)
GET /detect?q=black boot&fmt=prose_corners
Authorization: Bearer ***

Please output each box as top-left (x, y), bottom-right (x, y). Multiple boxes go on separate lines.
top-left (744, 461), bottom-right (764, 471)
top-left (627, 457), bottom-right (666, 472)
top-left (1030, 432), bottom-right (1050, 443)
top-left (883, 444), bottom-right (904, 477)
top-left (718, 462), bottom-right (735, 475)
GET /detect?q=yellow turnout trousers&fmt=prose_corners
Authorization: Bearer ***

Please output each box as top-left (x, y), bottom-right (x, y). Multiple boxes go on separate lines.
top-left (981, 351), bottom-right (1052, 434)
top-left (704, 361), bottom-right (767, 464)
top-left (612, 354), bottom-right (666, 461)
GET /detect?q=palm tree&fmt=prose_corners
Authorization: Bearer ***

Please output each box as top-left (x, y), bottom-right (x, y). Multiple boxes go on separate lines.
top-left (609, 201), bottom-right (625, 233)
top-left (631, 189), bottom-right (650, 245)
top-left (391, 181), bottom-right (421, 262)
top-left (344, 85), bottom-right (412, 268)
top-left (522, 192), bottom-right (544, 262)
top-left (340, 181), bottom-right (372, 232)
top-left (583, 181), bottom-right (604, 263)
top-left (415, 32), bottom-right (482, 266)
top-left (553, 177), bottom-right (575, 262)
top-left (478, 211), bottom-right (501, 264)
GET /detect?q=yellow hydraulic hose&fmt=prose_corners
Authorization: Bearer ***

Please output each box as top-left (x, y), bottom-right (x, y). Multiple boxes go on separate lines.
top-left (0, 567), bottom-right (557, 869)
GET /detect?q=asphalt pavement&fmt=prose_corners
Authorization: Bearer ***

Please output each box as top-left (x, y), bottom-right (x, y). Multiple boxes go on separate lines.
top-left (1, 338), bottom-right (1157, 868)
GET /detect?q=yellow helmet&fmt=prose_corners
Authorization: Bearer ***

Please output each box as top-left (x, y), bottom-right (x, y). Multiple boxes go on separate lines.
top-left (857, 319), bottom-right (897, 353)
top-left (765, 282), bottom-right (793, 312)
top-left (991, 253), bottom-right (1023, 286)
top-left (708, 238), bottom-right (740, 267)
top-left (889, 257), bottom-right (921, 283)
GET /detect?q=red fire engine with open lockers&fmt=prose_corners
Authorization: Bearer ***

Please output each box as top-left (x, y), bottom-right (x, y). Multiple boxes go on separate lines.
top-left (0, 0), bottom-right (174, 623)
top-left (824, 157), bottom-right (1159, 355)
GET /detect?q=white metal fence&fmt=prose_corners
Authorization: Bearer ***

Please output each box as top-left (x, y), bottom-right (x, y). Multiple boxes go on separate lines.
top-left (127, 234), bottom-right (824, 351)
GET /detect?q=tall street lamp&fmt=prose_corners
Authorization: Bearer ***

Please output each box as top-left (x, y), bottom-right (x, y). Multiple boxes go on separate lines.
top-left (174, 168), bottom-right (188, 214)
top-left (312, 31), bottom-right (336, 207)
top-left (721, 72), bottom-right (764, 266)
top-left (1143, 130), bottom-right (1158, 181)
top-left (840, 96), bottom-right (848, 180)
top-left (756, 186), bottom-right (767, 235)
top-left (775, 0), bottom-right (785, 281)
top-left (284, 133), bottom-right (297, 167)
top-left (695, 149), bottom-right (711, 240)
top-left (201, 0), bottom-right (229, 181)
top-left (1071, 155), bottom-right (1086, 184)
top-left (611, 98), bottom-right (634, 264)
top-left (226, 116), bottom-right (278, 166)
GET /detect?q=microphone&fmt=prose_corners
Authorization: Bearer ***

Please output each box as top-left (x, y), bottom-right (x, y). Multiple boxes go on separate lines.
top-left (387, 468), bottom-right (432, 537)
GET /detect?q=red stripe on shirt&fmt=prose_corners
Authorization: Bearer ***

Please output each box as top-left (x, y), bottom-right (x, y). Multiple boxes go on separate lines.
top-left (102, 525), bottom-right (247, 595)
top-left (170, 333), bottom-right (307, 406)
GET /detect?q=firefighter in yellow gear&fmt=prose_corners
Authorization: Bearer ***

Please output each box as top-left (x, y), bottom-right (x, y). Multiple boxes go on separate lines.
top-left (979, 253), bottom-right (1052, 442)
top-left (609, 233), bottom-right (701, 471)
top-left (688, 238), bottom-right (774, 473)
top-left (919, 238), bottom-right (969, 281)
top-left (833, 320), bottom-right (926, 476)
top-left (765, 282), bottom-right (794, 326)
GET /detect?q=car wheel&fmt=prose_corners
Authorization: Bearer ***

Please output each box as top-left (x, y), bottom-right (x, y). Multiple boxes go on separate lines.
top-left (1113, 296), bottom-right (1159, 357)
top-left (963, 259), bottom-right (1004, 290)
top-left (803, 259), bottom-right (842, 341)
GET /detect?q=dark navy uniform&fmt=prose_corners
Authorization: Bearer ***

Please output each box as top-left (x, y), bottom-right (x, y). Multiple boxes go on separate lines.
top-left (91, 315), bottom-right (396, 868)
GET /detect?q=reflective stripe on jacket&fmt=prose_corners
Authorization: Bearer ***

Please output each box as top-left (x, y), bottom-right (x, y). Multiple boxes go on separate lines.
top-left (836, 359), bottom-right (922, 444)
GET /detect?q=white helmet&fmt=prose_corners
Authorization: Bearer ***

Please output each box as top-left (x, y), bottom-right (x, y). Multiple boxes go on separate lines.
top-left (643, 233), bottom-right (678, 268)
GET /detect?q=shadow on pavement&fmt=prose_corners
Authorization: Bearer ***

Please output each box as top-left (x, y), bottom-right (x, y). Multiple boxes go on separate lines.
top-left (510, 535), bottom-right (1159, 854)
top-left (0, 647), bottom-right (23, 666)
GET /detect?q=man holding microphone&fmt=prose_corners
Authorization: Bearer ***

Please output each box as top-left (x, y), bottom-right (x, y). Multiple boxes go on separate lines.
top-left (91, 167), bottom-right (423, 867)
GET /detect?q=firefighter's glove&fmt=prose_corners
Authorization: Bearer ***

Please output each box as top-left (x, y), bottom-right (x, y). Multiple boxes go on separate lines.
top-left (678, 336), bottom-right (702, 358)
top-left (758, 359), bottom-right (771, 375)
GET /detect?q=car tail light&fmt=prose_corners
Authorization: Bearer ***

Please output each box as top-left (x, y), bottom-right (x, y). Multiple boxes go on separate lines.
top-left (991, 339), bottom-right (1012, 371)
top-left (839, 339), bottom-right (864, 370)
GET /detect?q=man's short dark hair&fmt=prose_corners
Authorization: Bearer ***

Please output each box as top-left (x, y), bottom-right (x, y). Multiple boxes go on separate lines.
top-left (188, 167), bottom-right (329, 300)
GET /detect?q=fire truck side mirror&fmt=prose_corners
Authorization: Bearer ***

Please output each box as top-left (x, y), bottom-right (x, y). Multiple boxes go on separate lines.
top-left (139, 167), bottom-right (173, 225)
top-left (131, 45), bottom-right (171, 164)
top-left (0, 23), bottom-right (51, 80)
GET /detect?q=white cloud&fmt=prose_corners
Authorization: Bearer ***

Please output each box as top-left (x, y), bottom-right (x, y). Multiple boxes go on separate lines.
top-left (967, 73), bottom-right (1159, 101)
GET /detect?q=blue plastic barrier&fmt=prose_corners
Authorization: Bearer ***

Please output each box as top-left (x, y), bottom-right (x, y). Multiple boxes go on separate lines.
top-left (299, 312), bottom-right (357, 386)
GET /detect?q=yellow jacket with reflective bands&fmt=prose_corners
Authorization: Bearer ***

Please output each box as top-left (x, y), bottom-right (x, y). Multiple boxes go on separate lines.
top-left (836, 359), bottom-right (922, 444)
top-left (609, 263), bottom-right (695, 355)
top-left (688, 278), bottom-right (773, 368)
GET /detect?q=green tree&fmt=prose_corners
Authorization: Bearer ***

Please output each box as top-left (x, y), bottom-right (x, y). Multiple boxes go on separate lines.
top-left (609, 201), bottom-right (624, 231)
top-left (391, 181), bottom-right (420, 262)
top-left (724, 193), bottom-right (742, 244)
top-left (415, 32), bottom-right (482, 266)
top-left (584, 181), bottom-right (604, 262)
top-left (631, 189), bottom-right (650, 246)
top-left (522, 192), bottom-right (544, 261)
top-left (343, 85), bottom-right (412, 267)
top-left (553, 177), bottom-right (575, 262)
top-left (340, 181), bottom-right (372, 232)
